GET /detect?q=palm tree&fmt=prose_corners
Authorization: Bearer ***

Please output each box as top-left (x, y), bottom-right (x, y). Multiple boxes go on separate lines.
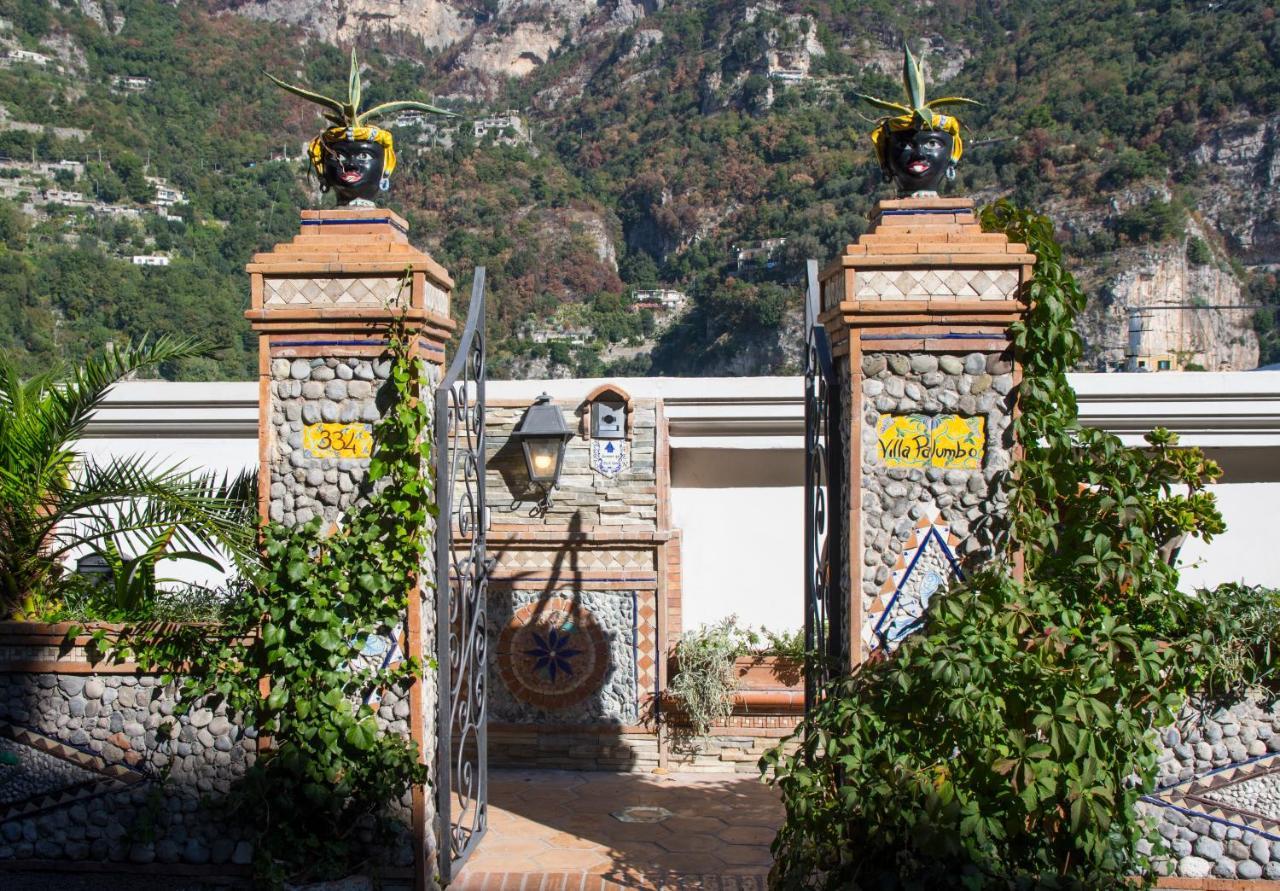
top-left (0, 337), bottom-right (257, 619)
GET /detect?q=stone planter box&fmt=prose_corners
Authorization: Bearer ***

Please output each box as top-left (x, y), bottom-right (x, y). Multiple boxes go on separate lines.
top-left (732, 654), bottom-right (803, 714)
top-left (665, 653), bottom-right (804, 717)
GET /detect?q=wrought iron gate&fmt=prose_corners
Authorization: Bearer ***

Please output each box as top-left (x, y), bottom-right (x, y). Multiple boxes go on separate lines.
top-left (803, 259), bottom-right (846, 714)
top-left (435, 268), bottom-right (490, 883)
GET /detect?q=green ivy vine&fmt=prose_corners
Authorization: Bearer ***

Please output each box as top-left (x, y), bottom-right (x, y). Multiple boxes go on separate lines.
top-left (116, 315), bottom-right (435, 887)
top-left (764, 202), bottom-right (1279, 890)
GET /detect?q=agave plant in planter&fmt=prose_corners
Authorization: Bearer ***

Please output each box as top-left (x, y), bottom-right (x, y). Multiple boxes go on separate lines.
top-left (267, 49), bottom-right (455, 205)
top-left (857, 45), bottom-right (981, 196)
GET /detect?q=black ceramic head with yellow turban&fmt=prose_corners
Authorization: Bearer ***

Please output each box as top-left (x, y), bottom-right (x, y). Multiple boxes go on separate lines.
top-left (857, 46), bottom-right (980, 196)
top-left (267, 49), bottom-right (454, 206)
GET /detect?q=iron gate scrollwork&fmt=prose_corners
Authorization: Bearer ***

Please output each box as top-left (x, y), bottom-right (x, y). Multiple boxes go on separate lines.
top-left (803, 259), bottom-right (845, 716)
top-left (436, 268), bottom-right (491, 883)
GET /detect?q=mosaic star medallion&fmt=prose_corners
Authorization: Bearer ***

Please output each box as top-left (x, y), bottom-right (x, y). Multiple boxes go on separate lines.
top-left (865, 512), bottom-right (964, 653)
top-left (497, 597), bottom-right (610, 711)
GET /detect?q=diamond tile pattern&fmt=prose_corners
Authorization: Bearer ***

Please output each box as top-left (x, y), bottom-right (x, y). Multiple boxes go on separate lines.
top-left (490, 548), bottom-right (657, 573)
top-left (854, 268), bottom-right (1019, 301)
top-left (636, 592), bottom-right (657, 698)
top-left (263, 276), bottom-right (405, 307)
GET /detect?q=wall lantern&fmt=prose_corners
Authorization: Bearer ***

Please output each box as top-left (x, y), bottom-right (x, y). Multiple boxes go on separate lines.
top-left (512, 393), bottom-right (573, 504)
top-left (75, 553), bottom-right (112, 585)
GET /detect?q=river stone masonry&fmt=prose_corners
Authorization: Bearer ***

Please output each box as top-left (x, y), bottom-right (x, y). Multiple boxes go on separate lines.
top-left (0, 671), bottom-right (254, 865)
top-left (1145, 698), bottom-right (1280, 881)
top-left (268, 355), bottom-right (388, 527)
top-left (858, 349), bottom-right (1015, 613)
top-left (819, 195), bottom-right (1034, 665)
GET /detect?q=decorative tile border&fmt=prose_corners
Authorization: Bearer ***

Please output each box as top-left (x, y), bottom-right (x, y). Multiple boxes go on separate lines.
top-left (865, 512), bottom-right (964, 653)
top-left (0, 720), bottom-right (146, 820)
top-left (1145, 754), bottom-right (1280, 841)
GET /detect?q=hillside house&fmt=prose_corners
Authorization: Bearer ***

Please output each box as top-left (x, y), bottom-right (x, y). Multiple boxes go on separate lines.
top-left (473, 111), bottom-right (528, 145)
top-left (41, 188), bottom-right (87, 205)
top-left (734, 237), bottom-right (787, 271)
top-left (146, 177), bottom-right (186, 207)
top-left (131, 255), bottom-right (171, 267)
top-left (113, 76), bottom-right (152, 91)
top-left (6, 49), bottom-right (50, 66)
top-left (630, 288), bottom-right (688, 313)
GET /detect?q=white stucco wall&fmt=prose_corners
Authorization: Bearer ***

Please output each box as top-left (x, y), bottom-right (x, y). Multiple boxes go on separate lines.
top-left (1177, 482), bottom-right (1280, 592)
top-left (670, 449), bottom-right (804, 633)
top-left (77, 373), bottom-right (1280, 622)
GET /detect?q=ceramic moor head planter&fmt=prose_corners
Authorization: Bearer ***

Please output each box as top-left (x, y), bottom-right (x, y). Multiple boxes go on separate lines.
top-left (267, 50), bottom-right (454, 206)
top-left (858, 46), bottom-right (980, 196)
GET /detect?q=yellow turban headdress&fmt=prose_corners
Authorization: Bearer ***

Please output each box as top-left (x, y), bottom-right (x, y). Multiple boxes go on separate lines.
top-left (308, 126), bottom-right (397, 179)
top-left (856, 46), bottom-right (980, 173)
top-left (870, 112), bottom-right (964, 171)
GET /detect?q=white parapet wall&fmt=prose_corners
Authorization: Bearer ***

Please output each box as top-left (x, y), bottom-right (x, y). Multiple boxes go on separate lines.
top-left (81, 373), bottom-right (1280, 627)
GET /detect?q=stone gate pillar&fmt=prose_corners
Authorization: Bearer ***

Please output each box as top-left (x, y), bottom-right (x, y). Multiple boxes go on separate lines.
top-left (819, 196), bottom-right (1034, 664)
top-left (244, 207), bottom-right (454, 884)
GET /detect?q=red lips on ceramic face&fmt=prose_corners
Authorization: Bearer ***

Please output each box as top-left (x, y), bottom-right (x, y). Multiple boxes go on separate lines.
top-left (340, 167), bottom-right (363, 183)
top-left (908, 160), bottom-right (931, 174)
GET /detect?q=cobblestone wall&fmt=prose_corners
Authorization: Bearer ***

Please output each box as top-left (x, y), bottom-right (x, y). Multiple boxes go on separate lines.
top-left (1148, 698), bottom-right (1280, 881)
top-left (0, 671), bottom-right (252, 865)
top-left (857, 350), bottom-right (1015, 652)
top-left (267, 356), bottom-right (390, 527)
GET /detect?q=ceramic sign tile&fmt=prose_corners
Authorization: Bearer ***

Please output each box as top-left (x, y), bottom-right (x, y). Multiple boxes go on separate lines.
top-left (302, 422), bottom-right (373, 459)
top-left (876, 413), bottom-right (985, 470)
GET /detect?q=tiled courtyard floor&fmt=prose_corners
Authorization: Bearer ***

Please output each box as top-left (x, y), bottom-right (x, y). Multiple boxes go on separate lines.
top-left (451, 768), bottom-right (784, 890)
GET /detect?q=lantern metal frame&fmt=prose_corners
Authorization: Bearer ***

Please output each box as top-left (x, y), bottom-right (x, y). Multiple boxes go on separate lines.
top-left (511, 393), bottom-right (573, 509)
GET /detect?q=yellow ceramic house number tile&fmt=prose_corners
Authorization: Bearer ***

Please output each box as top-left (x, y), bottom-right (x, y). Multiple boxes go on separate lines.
top-left (302, 423), bottom-right (373, 460)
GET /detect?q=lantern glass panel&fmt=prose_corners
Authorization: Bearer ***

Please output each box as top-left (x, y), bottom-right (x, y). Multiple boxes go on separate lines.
top-left (523, 438), bottom-right (562, 483)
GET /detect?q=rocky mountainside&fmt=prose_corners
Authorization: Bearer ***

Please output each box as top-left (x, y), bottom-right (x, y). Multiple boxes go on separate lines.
top-left (0, 0), bottom-right (1276, 379)
top-left (213, 0), bottom-right (1277, 375)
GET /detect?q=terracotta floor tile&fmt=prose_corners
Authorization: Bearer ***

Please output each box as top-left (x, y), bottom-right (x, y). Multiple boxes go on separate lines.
top-left (715, 826), bottom-right (776, 846)
top-left (651, 832), bottom-right (722, 854)
top-left (456, 768), bottom-right (780, 886)
top-left (530, 848), bottom-right (613, 871)
top-left (658, 815), bottom-right (728, 834)
top-left (543, 830), bottom-right (609, 850)
top-left (713, 845), bottom-right (773, 868)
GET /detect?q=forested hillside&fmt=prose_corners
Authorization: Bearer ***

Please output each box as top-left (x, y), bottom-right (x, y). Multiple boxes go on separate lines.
top-left (0, 0), bottom-right (1276, 379)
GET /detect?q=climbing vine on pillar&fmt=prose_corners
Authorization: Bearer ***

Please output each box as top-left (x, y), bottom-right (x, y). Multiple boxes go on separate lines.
top-left (762, 202), bottom-right (1280, 890)
top-left (122, 315), bottom-right (435, 887)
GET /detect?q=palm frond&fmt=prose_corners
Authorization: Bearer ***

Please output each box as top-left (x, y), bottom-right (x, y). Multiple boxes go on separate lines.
top-left (855, 94), bottom-right (913, 116)
top-left (264, 72), bottom-right (350, 123)
top-left (357, 100), bottom-right (457, 125)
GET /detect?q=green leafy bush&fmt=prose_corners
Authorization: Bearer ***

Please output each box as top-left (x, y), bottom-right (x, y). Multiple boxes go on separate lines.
top-left (1186, 236), bottom-right (1213, 266)
top-left (764, 203), bottom-right (1272, 890)
top-left (118, 316), bottom-right (433, 887)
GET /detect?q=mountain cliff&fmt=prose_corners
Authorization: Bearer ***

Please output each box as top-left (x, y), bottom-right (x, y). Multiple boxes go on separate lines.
top-left (0, 0), bottom-right (1276, 379)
